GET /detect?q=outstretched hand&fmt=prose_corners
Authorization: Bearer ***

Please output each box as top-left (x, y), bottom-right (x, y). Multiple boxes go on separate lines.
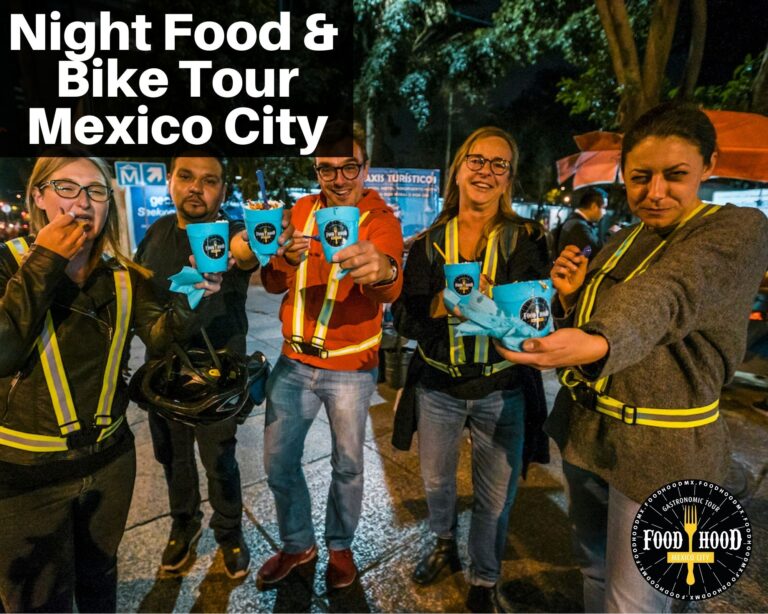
top-left (188, 255), bottom-right (224, 297)
top-left (492, 328), bottom-right (609, 371)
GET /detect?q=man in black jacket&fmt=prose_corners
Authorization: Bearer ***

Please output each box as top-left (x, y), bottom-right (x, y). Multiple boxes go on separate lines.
top-left (556, 188), bottom-right (606, 258)
top-left (134, 154), bottom-right (258, 579)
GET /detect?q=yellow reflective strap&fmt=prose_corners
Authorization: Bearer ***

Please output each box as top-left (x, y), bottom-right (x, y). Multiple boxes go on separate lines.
top-left (323, 332), bottom-right (383, 357)
top-left (292, 200), bottom-right (322, 342)
top-left (312, 264), bottom-right (341, 345)
top-left (0, 426), bottom-right (69, 452)
top-left (7, 237), bottom-right (29, 265)
top-left (310, 211), bottom-right (370, 349)
top-left (577, 224), bottom-right (643, 326)
top-left (594, 395), bottom-right (719, 428)
top-left (96, 414), bottom-right (125, 442)
top-left (37, 315), bottom-right (80, 435)
top-left (94, 271), bottom-right (133, 426)
top-left (445, 218), bottom-right (466, 364)
top-left (474, 227), bottom-right (500, 364)
top-left (9, 236), bottom-right (79, 436)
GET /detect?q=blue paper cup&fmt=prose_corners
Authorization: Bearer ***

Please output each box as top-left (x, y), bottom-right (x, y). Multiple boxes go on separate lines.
top-left (243, 204), bottom-right (283, 259)
top-left (444, 262), bottom-right (481, 301)
top-left (315, 206), bottom-right (359, 265)
top-left (186, 221), bottom-right (229, 273)
top-left (493, 279), bottom-right (554, 335)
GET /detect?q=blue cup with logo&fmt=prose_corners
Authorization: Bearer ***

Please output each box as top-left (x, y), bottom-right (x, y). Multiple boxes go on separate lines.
top-left (242, 202), bottom-right (283, 266)
top-left (493, 279), bottom-right (554, 336)
top-left (444, 262), bottom-right (481, 303)
top-left (186, 221), bottom-right (229, 273)
top-left (315, 206), bottom-right (360, 279)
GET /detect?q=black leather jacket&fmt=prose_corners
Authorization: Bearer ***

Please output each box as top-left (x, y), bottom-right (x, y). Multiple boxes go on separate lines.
top-left (0, 240), bottom-right (209, 465)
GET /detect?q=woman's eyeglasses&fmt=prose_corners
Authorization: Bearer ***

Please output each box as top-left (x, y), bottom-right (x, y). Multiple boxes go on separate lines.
top-left (464, 154), bottom-right (512, 176)
top-left (38, 179), bottom-right (113, 203)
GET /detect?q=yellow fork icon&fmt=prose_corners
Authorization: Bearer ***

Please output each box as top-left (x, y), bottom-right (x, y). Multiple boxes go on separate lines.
top-left (683, 505), bottom-right (698, 585)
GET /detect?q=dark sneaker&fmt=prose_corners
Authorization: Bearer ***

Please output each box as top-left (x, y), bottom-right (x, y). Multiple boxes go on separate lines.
top-left (161, 518), bottom-right (202, 572)
top-left (751, 398), bottom-right (768, 414)
top-left (411, 537), bottom-right (461, 585)
top-left (220, 532), bottom-right (251, 579)
top-left (257, 544), bottom-right (318, 586)
top-left (326, 548), bottom-right (358, 590)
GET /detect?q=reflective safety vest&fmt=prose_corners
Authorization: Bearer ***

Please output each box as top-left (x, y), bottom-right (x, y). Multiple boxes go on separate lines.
top-left (287, 201), bottom-right (381, 359)
top-left (561, 202), bottom-right (722, 428)
top-left (0, 238), bottom-right (131, 452)
top-left (418, 217), bottom-right (516, 378)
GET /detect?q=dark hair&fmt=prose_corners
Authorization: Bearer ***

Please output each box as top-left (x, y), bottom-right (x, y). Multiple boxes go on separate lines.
top-left (315, 121), bottom-right (368, 162)
top-left (169, 144), bottom-right (226, 177)
top-left (576, 188), bottom-right (605, 210)
top-left (621, 102), bottom-right (717, 169)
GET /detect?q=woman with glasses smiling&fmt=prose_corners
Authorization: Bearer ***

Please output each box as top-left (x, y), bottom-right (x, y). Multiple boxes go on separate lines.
top-left (0, 152), bottom-right (222, 612)
top-left (392, 127), bottom-right (550, 612)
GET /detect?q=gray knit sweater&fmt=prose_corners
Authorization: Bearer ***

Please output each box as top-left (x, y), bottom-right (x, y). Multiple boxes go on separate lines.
top-left (546, 204), bottom-right (768, 502)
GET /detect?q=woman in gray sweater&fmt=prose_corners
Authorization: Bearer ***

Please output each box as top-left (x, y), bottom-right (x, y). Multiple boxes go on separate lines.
top-left (496, 103), bottom-right (768, 612)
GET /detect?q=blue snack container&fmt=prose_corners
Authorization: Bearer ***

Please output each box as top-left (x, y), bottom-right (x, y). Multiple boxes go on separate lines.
top-left (444, 262), bottom-right (481, 302)
top-left (186, 221), bottom-right (229, 273)
top-left (492, 279), bottom-right (555, 336)
top-left (315, 206), bottom-right (359, 261)
top-left (243, 203), bottom-right (283, 261)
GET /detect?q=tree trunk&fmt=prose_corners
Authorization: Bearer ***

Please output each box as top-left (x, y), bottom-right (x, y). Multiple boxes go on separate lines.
top-left (642, 0), bottom-right (681, 107)
top-left (676, 0), bottom-right (707, 99)
top-left (594, 0), bottom-right (646, 130)
top-left (365, 88), bottom-right (376, 161)
top-left (751, 40), bottom-right (768, 115)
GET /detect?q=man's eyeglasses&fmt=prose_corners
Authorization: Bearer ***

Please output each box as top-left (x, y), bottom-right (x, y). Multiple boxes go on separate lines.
top-left (314, 162), bottom-right (364, 182)
top-left (464, 154), bottom-right (512, 176)
top-left (38, 179), bottom-right (113, 203)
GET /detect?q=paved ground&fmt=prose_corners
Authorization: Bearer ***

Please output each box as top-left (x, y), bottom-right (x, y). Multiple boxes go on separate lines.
top-left (116, 280), bottom-right (768, 613)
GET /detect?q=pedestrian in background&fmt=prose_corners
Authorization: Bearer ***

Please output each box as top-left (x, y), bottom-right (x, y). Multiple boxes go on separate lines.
top-left (555, 187), bottom-right (606, 258)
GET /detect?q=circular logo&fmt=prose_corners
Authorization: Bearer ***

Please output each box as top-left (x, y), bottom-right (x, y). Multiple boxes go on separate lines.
top-left (520, 297), bottom-right (550, 331)
top-left (202, 234), bottom-right (226, 259)
top-left (632, 480), bottom-right (751, 600)
top-left (324, 221), bottom-right (349, 247)
top-left (453, 274), bottom-right (475, 296)
top-left (253, 223), bottom-right (277, 245)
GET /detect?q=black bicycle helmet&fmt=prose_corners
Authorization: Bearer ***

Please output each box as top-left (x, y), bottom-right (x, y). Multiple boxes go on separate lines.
top-left (130, 343), bottom-right (269, 426)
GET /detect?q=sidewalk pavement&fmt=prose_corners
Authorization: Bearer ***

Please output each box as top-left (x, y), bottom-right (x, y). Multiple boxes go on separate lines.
top-left (116, 280), bottom-right (768, 613)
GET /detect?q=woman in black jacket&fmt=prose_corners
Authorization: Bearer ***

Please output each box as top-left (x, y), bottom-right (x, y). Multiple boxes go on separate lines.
top-left (0, 154), bottom-right (222, 612)
top-left (392, 127), bottom-right (550, 612)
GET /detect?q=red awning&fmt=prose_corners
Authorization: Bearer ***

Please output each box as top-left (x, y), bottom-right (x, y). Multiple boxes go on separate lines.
top-left (556, 109), bottom-right (768, 187)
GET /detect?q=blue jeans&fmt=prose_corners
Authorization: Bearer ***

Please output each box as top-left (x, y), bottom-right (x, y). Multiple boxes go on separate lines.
top-left (563, 461), bottom-right (673, 613)
top-left (264, 356), bottom-right (377, 552)
top-left (417, 385), bottom-right (525, 586)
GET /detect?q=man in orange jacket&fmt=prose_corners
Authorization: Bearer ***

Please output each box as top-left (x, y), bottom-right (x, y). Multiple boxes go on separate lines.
top-left (257, 123), bottom-right (403, 590)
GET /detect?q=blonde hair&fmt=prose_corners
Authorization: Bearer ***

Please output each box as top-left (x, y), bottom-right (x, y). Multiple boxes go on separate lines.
top-left (433, 126), bottom-right (536, 254)
top-left (26, 156), bottom-right (150, 277)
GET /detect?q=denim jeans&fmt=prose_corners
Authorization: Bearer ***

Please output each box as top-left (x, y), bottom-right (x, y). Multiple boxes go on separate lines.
top-left (563, 461), bottom-right (673, 613)
top-left (149, 411), bottom-right (242, 541)
top-left (264, 356), bottom-right (377, 552)
top-left (416, 385), bottom-right (525, 587)
top-left (0, 446), bottom-right (136, 613)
